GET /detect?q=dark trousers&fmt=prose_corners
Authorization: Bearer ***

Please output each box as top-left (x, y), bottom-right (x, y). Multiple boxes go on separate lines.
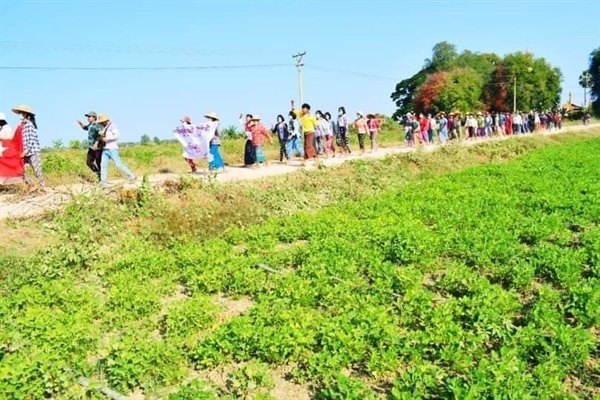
top-left (87, 148), bottom-right (102, 179)
top-left (278, 138), bottom-right (289, 161)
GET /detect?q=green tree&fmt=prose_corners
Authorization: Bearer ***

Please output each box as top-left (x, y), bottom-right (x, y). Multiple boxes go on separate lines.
top-left (153, 136), bottom-right (161, 145)
top-left (68, 139), bottom-right (81, 149)
top-left (436, 68), bottom-right (484, 113)
top-left (424, 41), bottom-right (458, 72)
top-left (502, 52), bottom-right (562, 112)
top-left (588, 48), bottom-right (600, 116)
top-left (140, 134), bottom-right (151, 145)
top-left (391, 73), bottom-right (427, 118)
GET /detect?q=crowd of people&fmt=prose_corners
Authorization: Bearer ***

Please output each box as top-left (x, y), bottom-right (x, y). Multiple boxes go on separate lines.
top-left (0, 102), bottom-right (586, 190)
top-left (398, 110), bottom-right (564, 146)
top-left (230, 101), bottom-right (382, 171)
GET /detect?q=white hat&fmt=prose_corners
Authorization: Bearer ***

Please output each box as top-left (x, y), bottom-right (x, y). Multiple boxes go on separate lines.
top-left (204, 111), bottom-right (220, 121)
top-left (0, 112), bottom-right (6, 121)
top-left (357, 111), bottom-right (364, 116)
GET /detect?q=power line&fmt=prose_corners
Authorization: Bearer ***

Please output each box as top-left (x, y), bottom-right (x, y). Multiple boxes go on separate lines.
top-left (0, 63), bottom-right (294, 71)
top-left (310, 65), bottom-right (399, 81)
top-left (0, 40), bottom-right (287, 56)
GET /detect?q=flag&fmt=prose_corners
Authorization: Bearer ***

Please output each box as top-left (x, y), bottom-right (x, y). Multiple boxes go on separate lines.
top-left (173, 122), bottom-right (216, 162)
top-left (0, 123), bottom-right (25, 184)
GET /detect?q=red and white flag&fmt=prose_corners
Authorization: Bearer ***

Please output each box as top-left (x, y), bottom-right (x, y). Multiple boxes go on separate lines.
top-left (0, 123), bottom-right (25, 184)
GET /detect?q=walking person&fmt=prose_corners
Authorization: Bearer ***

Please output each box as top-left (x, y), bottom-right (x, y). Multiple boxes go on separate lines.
top-left (204, 112), bottom-right (225, 172)
top-left (438, 112), bottom-right (448, 144)
top-left (77, 111), bottom-right (103, 181)
top-left (513, 112), bottom-right (523, 134)
top-left (403, 113), bottom-right (415, 147)
top-left (367, 114), bottom-right (381, 152)
top-left (315, 110), bottom-right (326, 156)
top-left (287, 111), bottom-right (304, 159)
top-left (240, 113), bottom-right (256, 167)
top-left (271, 115), bottom-right (290, 163)
top-left (96, 114), bottom-right (136, 186)
top-left (505, 112), bottom-right (513, 135)
top-left (452, 112), bottom-right (462, 140)
top-left (427, 114), bottom-right (436, 144)
top-left (354, 111), bottom-right (369, 154)
top-left (484, 112), bottom-right (493, 137)
top-left (12, 105), bottom-right (46, 190)
top-left (249, 115), bottom-right (273, 168)
top-left (418, 113), bottom-right (429, 144)
top-left (324, 112), bottom-right (336, 157)
top-left (336, 106), bottom-right (351, 155)
top-left (177, 116), bottom-right (199, 173)
top-left (498, 112), bottom-right (506, 136)
top-left (291, 100), bottom-right (319, 167)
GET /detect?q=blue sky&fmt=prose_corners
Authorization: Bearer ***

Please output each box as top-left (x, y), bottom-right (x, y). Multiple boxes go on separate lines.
top-left (1, 0), bottom-right (599, 146)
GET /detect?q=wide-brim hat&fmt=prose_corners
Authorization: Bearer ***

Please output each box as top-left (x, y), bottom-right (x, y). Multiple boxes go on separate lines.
top-left (0, 112), bottom-right (6, 121)
top-left (251, 115), bottom-right (262, 121)
top-left (97, 114), bottom-right (110, 123)
top-left (366, 114), bottom-right (376, 119)
top-left (181, 115), bottom-right (191, 124)
top-left (204, 112), bottom-right (219, 120)
top-left (12, 104), bottom-right (35, 116)
top-left (357, 111), bottom-right (364, 116)
top-left (452, 110), bottom-right (461, 115)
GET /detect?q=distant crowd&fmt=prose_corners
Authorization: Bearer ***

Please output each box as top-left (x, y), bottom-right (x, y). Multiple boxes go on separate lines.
top-left (0, 103), bottom-right (591, 191)
top-left (397, 110), bottom-right (564, 147)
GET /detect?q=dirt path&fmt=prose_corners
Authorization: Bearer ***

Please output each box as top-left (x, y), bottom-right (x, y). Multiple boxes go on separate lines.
top-left (1, 124), bottom-right (597, 221)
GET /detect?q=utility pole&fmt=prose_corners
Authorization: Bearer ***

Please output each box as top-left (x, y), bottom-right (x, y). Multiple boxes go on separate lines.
top-left (513, 75), bottom-right (517, 114)
top-left (292, 52), bottom-right (306, 104)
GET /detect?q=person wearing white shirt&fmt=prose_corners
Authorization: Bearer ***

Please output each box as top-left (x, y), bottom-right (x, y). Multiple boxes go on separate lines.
top-left (513, 113), bottom-right (523, 134)
top-left (96, 114), bottom-right (136, 185)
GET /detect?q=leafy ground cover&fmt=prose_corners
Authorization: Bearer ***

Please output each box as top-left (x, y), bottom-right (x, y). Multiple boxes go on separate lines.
top-left (0, 136), bottom-right (599, 398)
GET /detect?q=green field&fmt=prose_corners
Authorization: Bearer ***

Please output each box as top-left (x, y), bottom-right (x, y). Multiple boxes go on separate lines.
top-left (1, 133), bottom-right (599, 399)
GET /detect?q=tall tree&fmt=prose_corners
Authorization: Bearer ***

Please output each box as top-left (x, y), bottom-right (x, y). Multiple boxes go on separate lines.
top-left (585, 48), bottom-right (599, 115)
top-left (424, 42), bottom-right (458, 72)
top-left (484, 64), bottom-right (510, 111)
top-left (413, 72), bottom-right (449, 114)
top-left (495, 52), bottom-right (562, 112)
top-left (391, 72), bottom-right (427, 118)
top-left (436, 68), bottom-right (484, 113)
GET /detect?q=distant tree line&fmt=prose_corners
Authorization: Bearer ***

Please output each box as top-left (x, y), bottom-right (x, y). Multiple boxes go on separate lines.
top-left (391, 42), bottom-right (563, 118)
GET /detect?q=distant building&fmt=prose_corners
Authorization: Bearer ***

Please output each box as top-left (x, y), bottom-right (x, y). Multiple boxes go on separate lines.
top-left (561, 92), bottom-right (583, 113)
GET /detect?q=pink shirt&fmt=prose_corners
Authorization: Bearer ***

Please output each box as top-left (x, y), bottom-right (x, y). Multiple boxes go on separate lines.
top-left (368, 119), bottom-right (380, 132)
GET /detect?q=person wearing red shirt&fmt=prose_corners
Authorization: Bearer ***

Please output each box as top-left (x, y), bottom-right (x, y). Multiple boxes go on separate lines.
top-left (249, 115), bottom-right (273, 168)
